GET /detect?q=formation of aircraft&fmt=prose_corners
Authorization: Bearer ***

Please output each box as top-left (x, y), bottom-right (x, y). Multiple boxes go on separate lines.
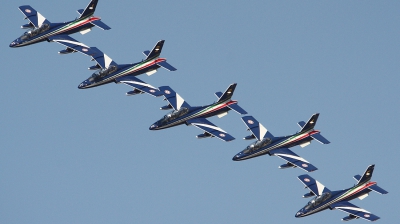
top-left (53, 38), bottom-right (176, 94)
top-left (10, 0), bottom-right (389, 221)
top-left (295, 164), bottom-right (388, 221)
top-left (149, 83), bottom-right (247, 141)
top-left (9, 0), bottom-right (110, 48)
top-left (233, 113), bottom-right (330, 172)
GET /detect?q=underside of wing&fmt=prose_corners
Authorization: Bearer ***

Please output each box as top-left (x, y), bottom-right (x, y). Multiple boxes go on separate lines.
top-left (49, 35), bottom-right (91, 55)
top-left (187, 118), bottom-right (235, 142)
top-left (115, 75), bottom-right (162, 97)
top-left (330, 201), bottom-right (380, 222)
top-left (297, 174), bottom-right (330, 196)
top-left (19, 5), bottom-right (50, 28)
top-left (270, 148), bottom-right (317, 172)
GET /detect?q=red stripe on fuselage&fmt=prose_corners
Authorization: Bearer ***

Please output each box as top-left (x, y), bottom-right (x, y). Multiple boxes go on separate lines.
top-left (202, 100), bottom-right (237, 117)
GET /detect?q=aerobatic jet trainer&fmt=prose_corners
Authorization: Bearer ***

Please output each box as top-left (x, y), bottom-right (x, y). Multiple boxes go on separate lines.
top-left (53, 39), bottom-right (176, 95)
top-left (232, 113), bottom-right (330, 172)
top-left (295, 164), bottom-right (388, 221)
top-left (9, 0), bottom-right (110, 48)
top-left (149, 83), bottom-right (247, 141)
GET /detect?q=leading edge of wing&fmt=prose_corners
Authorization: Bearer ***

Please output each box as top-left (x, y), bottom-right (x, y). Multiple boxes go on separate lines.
top-left (187, 118), bottom-right (235, 142)
top-left (270, 148), bottom-right (317, 172)
top-left (115, 75), bottom-right (162, 97)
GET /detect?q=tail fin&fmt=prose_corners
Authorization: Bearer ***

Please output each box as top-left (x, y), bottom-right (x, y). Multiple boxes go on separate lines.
top-left (357, 164), bottom-right (375, 185)
top-left (217, 83), bottom-right (237, 103)
top-left (78, 0), bottom-right (98, 19)
top-left (145, 40), bottom-right (165, 60)
top-left (299, 113), bottom-right (319, 132)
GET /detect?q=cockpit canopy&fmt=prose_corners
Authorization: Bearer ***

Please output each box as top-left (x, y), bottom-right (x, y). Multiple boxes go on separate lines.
top-left (159, 107), bottom-right (189, 125)
top-left (20, 23), bottom-right (50, 40)
top-left (305, 192), bottom-right (331, 210)
top-left (243, 138), bottom-right (272, 154)
top-left (89, 65), bottom-right (118, 81)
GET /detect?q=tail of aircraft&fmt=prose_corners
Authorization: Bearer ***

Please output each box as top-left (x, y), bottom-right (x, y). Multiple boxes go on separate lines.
top-left (215, 83), bottom-right (247, 115)
top-left (78, 0), bottom-right (98, 18)
top-left (353, 164), bottom-right (388, 195)
top-left (77, 0), bottom-right (111, 30)
top-left (298, 113), bottom-right (330, 144)
top-left (142, 40), bottom-right (177, 71)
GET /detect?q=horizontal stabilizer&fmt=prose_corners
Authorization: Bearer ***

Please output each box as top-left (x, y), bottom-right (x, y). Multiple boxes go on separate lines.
top-left (297, 121), bottom-right (306, 128)
top-left (311, 133), bottom-right (330, 144)
top-left (142, 50), bottom-right (150, 57)
top-left (157, 61), bottom-right (177, 71)
top-left (91, 20), bottom-right (111, 30)
top-left (369, 185), bottom-right (388, 194)
top-left (215, 92), bottom-right (223, 99)
top-left (116, 75), bottom-right (162, 97)
top-left (228, 102), bottom-right (247, 115)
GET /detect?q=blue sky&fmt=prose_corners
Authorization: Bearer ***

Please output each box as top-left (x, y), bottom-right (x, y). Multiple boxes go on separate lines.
top-left (2, 0), bottom-right (399, 223)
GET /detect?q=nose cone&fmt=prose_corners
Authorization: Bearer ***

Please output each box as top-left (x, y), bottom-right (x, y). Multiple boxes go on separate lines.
top-left (295, 209), bottom-right (305, 218)
top-left (9, 40), bottom-right (18, 48)
top-left (78, 80), bottom-right (89, 89)
top-left (149, 124), bottom-right (158, 130)
top-left (232, 153), bottom-right (242, 161)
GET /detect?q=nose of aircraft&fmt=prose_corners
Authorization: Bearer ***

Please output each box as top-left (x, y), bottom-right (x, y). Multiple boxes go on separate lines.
top-left (9, 41), bottom-right (17, 48)
top-left (149, 124), bottom-right (158, 130)
top-left (295, 209), bottom-right (304, 218)
top-left (232, 153), bottom-right (241, 161)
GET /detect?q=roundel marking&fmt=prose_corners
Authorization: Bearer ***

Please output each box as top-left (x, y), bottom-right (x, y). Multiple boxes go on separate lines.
top-left (150, 89), bottom-right (155, 93)
top-left (25, 9), bottom-right (32, 13)
top-left (302, 164), bottom-right (309, 168)
top-left (219, 133), bottom-right (226, 137)
top-left (304, 178), bottom-right (310, 182)
top-left (247, 120), bottom-right (254, 125)
top-left (164, 90), bottom-right (171, 94)
top-left (364, 214), bottom-right (370, 218)
top-left (82, 48), bottom-right (88, 52)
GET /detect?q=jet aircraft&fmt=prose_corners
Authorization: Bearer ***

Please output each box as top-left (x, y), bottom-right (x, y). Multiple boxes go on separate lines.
top-left (295, 164), bottom-right (388, 221)
top-left (149, 83), bottom-right (247, 141)
top-left (232, 113), bottom-right (330, 172)
top-left (9, 0), bottom-right (110, 48)
top-left (52, 38), bottom-right (176, 95)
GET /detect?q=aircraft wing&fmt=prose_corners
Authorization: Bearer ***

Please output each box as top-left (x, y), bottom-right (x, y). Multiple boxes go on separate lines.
top-left (330, 201), bottom-right (380, 222)
top-left (158, 86), bottom-right (191, 110)
top-left (49, 35), bottom-right (115, 69)
top-left (297, 174), bottom-right (331, 196)
top-left (241, 115), bottom-right (274, 141)
top-left (187, 118), bottom-right (235, 142)
top-left (49, 35), bottom-right (92, 55)
top-left (115, 75), bottom-right (162, 97)
top-left (19, 5), bottom-right (50, 28)
top-left (270, 148), bottom-right (317, 172)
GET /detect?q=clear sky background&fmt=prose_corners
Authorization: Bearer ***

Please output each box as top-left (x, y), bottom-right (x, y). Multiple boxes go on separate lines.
top-left (2, 1), bottom-right (399, 223)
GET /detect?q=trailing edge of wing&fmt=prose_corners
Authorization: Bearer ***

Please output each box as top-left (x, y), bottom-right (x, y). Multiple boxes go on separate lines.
top-left (297, 174), bottom-right (330, 196)
top-left (241, 115), bottom-right (273, 141)
top-left (18, 5), bottom-right (50, 28)
top-left (158, 86), bottom-right (190, 110)
top-left (330, 201), bottom-right (380, 222)
top-left (270, 148), bottom-right (317, 172)
top-left (187, 118), bottom-right (235, 142)
top-left (115, 75), bottom-right (162, 97)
